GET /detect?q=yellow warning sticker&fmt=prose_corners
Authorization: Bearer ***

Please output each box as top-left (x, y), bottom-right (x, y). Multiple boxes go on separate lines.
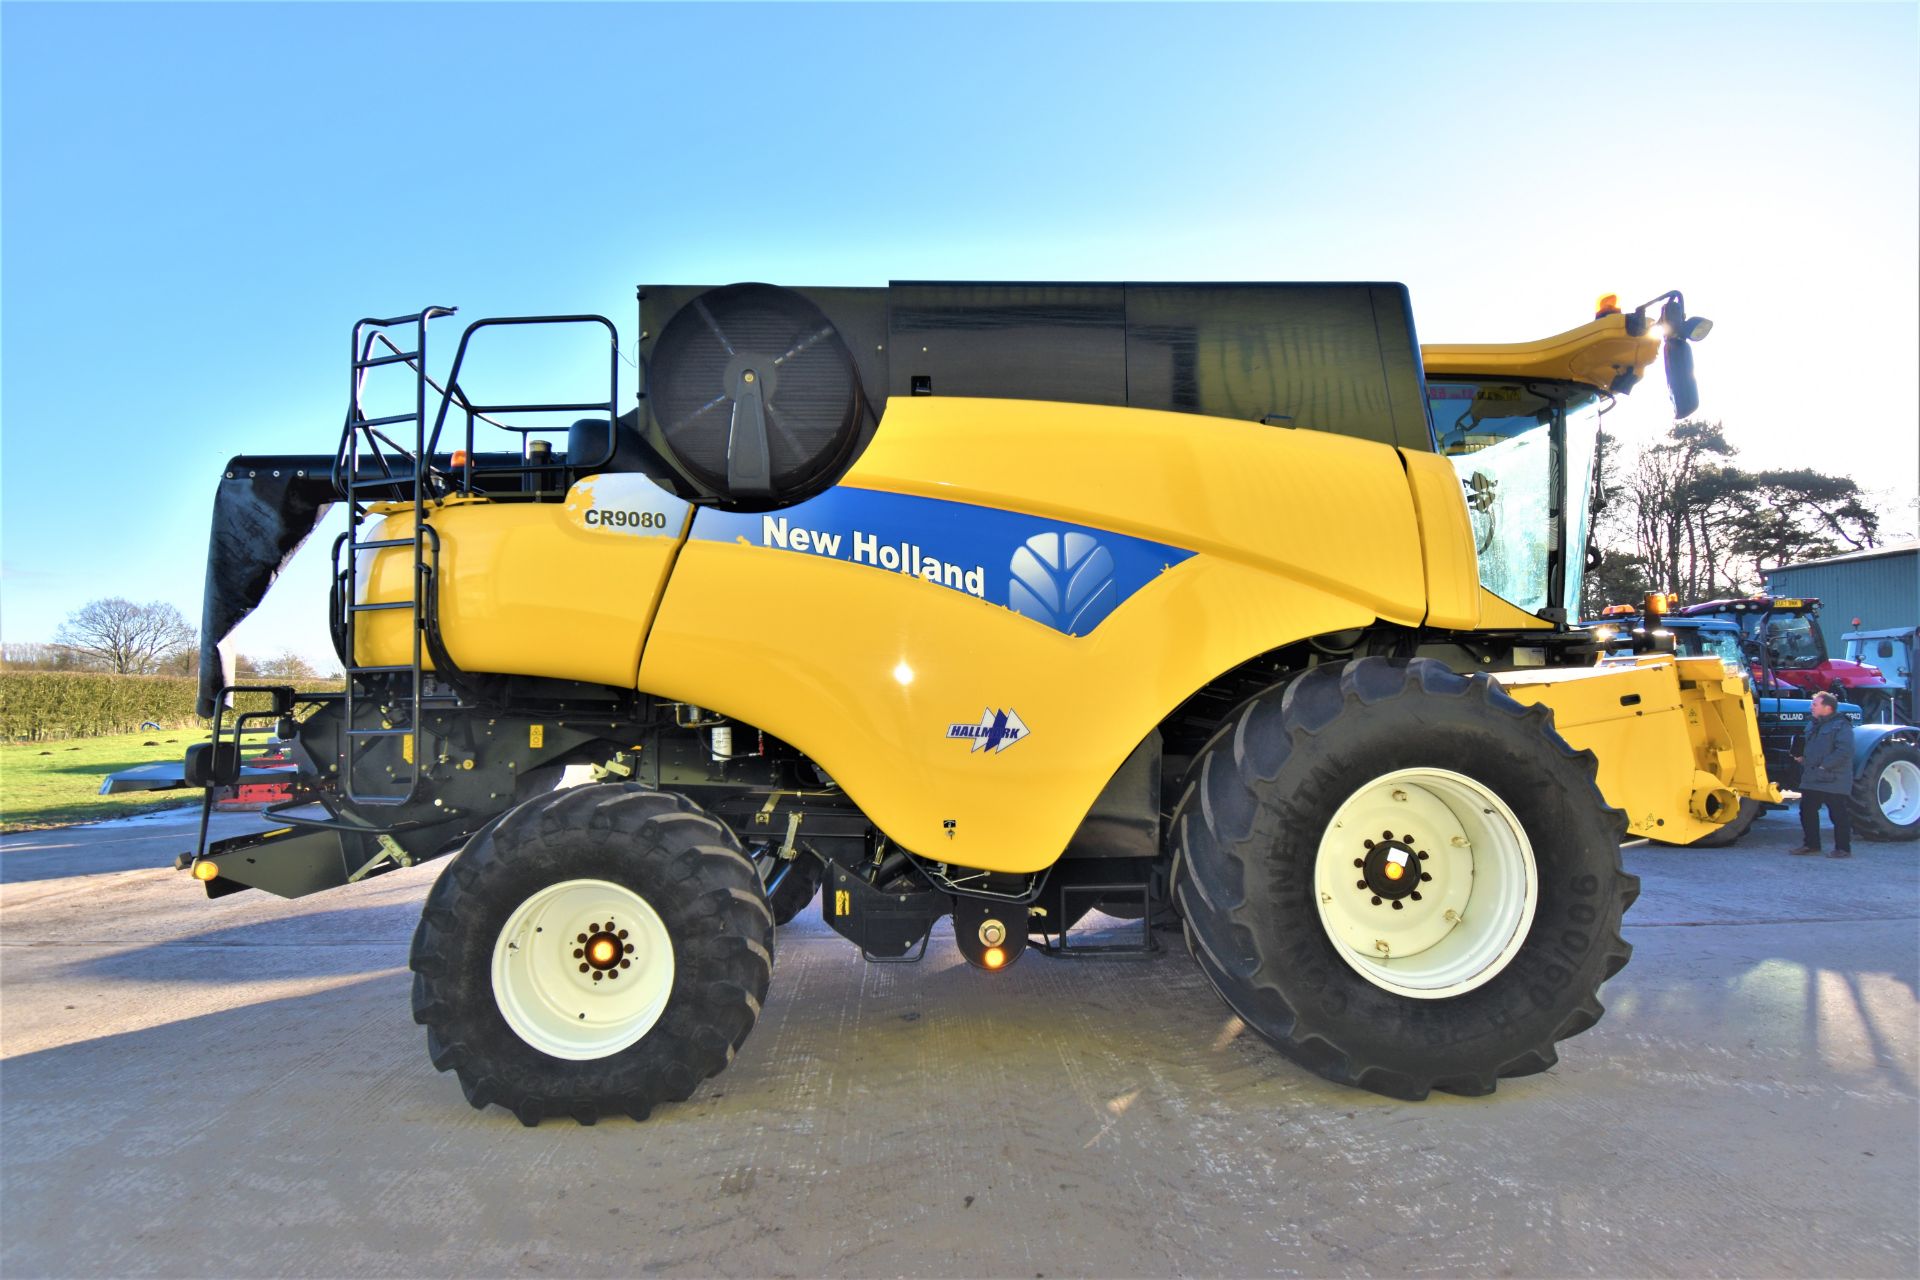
top-left (529, 725), bottom-right (545, 749)
top-left (834, 889), bottom-right (851, 917)
top-left (401, 734), bottom-right (413, 764)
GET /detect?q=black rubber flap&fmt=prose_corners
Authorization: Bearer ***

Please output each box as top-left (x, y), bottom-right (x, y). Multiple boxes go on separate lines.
top-left (649, 283), bottom-right (866, 506)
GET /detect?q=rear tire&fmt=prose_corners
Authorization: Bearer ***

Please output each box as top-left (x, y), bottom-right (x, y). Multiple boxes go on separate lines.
top-left (1851, 740), bottom-right (1920, 842)
top-left (410, 783), bottom-right (773, 1126)
top-left (1170, 657), bottom-right (1636, 1100)
top-left (1653, 797), bottom-right (1764, 849)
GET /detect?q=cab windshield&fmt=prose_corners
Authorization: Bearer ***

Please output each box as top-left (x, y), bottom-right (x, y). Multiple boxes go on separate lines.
top-left (1683, 627), bottom-right (1746, 669)
top-left (1765, 612), bottom-right (1826, 667)
top-left (1426, 379), bottom-right (1602, 619)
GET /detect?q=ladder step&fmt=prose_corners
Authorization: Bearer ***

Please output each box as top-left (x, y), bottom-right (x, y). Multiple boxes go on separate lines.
top-left (347, 479), bottom-right (412, 493)
top-left (350, 601), bottom-right (414, 613)
top-left (354, 351), bottom-right (419, 369)
top-left (354, 537), bottom-right (417, 550)
top-left (348, 727), bottom-right (414, 738)
top-left (346, 794), bottom-right (413, 806)
top-left (347, 664), bottom-right (414, 674)
top-left (352, 412), bottom-right (418, 428)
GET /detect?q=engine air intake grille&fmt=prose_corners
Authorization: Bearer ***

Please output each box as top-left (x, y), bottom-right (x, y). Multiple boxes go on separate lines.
top-left (649, 283), bottom-right (865, 507)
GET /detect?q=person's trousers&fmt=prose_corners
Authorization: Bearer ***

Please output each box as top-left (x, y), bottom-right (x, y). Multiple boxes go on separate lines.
top-left (1799, 788), bottom-right (1852, 852)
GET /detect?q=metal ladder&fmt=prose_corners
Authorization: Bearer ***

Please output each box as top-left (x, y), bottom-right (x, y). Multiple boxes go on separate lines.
top-left (333, 307), bottom-right (455, 806)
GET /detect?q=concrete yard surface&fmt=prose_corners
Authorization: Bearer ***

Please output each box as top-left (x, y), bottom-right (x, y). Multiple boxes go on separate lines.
top-left (2, 806), bottom-right (1915, 1278)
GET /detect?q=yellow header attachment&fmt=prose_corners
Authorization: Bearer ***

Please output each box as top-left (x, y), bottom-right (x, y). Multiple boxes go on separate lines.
top-left (1495, 654), bottom-right (1780, 843)
top-left (1422, 313), bottom-right (1660, 396)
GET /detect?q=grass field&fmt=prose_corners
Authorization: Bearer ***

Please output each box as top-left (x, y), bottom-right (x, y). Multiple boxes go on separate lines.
top-left (0, 731), bottom-right (209, 831)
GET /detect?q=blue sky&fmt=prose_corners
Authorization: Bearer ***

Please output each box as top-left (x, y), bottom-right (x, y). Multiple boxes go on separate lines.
top-left (4, 2), bottom-right (1916, 666)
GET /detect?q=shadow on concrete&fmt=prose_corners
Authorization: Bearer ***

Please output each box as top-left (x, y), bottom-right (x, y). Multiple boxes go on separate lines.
top-left (61, 900), bottom-right (422, 984)
top-left (0, 812), bottom-right (275, 886)
top-left (0, 818), bottom-right (203, 885)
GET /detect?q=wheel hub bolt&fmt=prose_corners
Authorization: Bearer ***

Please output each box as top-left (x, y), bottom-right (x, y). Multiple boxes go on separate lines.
top-left (1360, 839), bottom-right (1423, 903)
top-left (581, 928), bottom-right (625, 972)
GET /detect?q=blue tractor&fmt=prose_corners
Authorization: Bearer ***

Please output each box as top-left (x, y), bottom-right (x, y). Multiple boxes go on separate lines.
top-left (1586, 610), bottom-right (1920, 845)
top-left (1843, 626), bottom-right (1916, 725)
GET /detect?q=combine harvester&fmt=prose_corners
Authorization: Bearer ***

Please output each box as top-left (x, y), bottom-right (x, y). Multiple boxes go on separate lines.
top-left (138, 282), bottom-right (1773, 1123)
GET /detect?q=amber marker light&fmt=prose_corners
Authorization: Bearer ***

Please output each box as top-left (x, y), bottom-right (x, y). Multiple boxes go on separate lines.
top-left (1595, 293), bottom-right (1621, 318)
top-left (1384, 861), bottom-right (1405, 881)
top-left (192, 861), bottom-right (220, 881)
top-left (983, 946), bottom-right (1007, 970)
top-left (589, 938), bottom-right (619, 966)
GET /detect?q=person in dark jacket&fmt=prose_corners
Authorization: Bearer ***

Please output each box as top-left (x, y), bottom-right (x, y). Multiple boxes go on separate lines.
top-left (1791, 691), bottom-right (1854, 858)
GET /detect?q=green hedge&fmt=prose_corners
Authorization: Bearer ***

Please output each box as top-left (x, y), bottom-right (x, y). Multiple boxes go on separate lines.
top-left (0, 672), bottom-right (342, 741)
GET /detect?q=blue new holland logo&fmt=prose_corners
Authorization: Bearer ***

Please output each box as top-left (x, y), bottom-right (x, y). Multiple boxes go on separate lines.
top-left (689, 488), bottom-right (1193, 637)
top-left (1009, 532), bottom-right (1116, 635)
top-left (947, 708), bottom-right (1030, 754)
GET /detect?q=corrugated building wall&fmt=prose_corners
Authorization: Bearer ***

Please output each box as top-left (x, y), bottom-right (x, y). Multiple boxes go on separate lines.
top-left (1764, 543), bottom-right (1919, 644)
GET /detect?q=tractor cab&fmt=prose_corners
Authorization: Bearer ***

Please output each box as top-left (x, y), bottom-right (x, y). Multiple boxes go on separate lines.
top-left (1584, 606), bottom-right (1745, 670)
top-left (1843, 627), bottom-right (1916, 724)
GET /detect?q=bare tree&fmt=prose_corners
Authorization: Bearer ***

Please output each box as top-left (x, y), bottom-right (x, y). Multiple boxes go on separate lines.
top-left (1594, 422), bottom-right (1881, 602)
top-left (0, 642), bottom-right (93, 671)
top-left (247, 650), bottom-right (320, 680)
top-left (53, 598), bottom-right (196, 675)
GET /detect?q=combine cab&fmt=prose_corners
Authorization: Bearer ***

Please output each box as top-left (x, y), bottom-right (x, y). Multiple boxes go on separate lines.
top-left (144, 282), bottom-right (1777, 1123)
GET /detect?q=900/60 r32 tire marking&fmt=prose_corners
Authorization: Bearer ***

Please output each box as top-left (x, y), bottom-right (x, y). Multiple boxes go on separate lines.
top-left (409, 783), bottom-right (773, 1127)
top-left (1170, 657), bottom-right (1637, 1101)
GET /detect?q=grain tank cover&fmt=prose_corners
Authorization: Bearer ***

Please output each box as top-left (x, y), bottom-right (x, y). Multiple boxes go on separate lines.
top-left (637, 281), bottom-right (1434, 505)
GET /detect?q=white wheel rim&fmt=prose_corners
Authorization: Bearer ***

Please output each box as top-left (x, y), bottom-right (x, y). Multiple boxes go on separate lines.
top-left (1314, 768), bottom-right (1538, 999)
top-left (491, 878), bottom-right (675, 1060)
top-left (1879, 759), bottom-right (1920, 826)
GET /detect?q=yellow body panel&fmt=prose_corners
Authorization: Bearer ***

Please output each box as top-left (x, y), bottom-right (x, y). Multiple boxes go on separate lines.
top-left (1477, 589), bottom-right (1555, 631)
top-left (1422, 313), bottom-right (1660, 394)
top-left (356, 474), bottom-right (692, 685)
top-left (1496, 655), bottom-right (1780, 843)
top-left (843, 398), bottom-right (1430, 619)
top-left (640, 397), bottom-right (1439, 872)
top-left (1399, 449), bottom-right (1481, 630)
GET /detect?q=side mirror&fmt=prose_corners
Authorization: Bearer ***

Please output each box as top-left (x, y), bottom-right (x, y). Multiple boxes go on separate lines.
top-left (1660, 297), bottom-right (1701, 418)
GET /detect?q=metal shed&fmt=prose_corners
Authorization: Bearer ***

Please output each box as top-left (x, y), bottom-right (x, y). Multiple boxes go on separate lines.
top-left (1764, 540), bottom-right (1920, 635)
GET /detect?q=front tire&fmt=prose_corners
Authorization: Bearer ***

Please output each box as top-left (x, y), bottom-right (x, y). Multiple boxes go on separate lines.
top-left (1851, 740), bottom-right (1920, 842)
top-left (1170, 658), bottom-right (1636, 1100)
top-left (410, 784), bottom-right (774, 1125)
